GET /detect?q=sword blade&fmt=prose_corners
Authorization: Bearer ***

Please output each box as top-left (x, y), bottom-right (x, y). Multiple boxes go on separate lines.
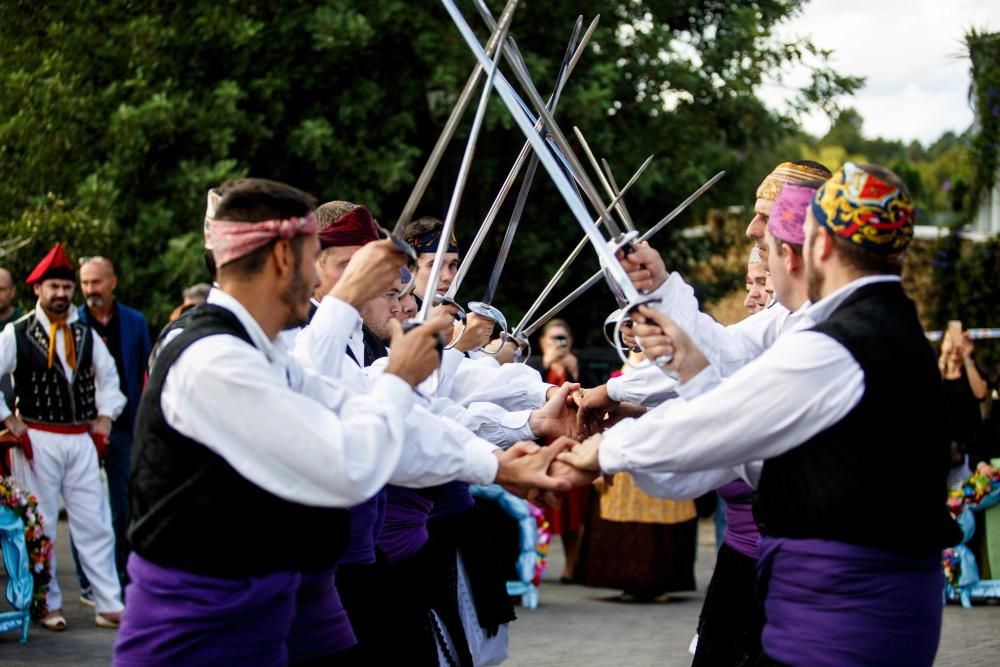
top-left (393, 5), bottom-right (514, 235)
top-left (445, 15), bottom-right (598, 300)
top-left (602, 157), bottom-right (636, 231)
top-left (418, 0), bottom-right (519, 320)
top-left (471, 0), bottom-right (626, 242)
top-left (440, 0), bottom-right (641, 313)
top-left (510, 155), bottom-right (654, 335)
top-left (518, 170), bottom-right (727, 335)
top-left (573, 126), bottom-right (635, 232)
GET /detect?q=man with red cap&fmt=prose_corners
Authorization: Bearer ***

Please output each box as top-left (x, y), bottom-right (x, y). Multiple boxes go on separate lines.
top-left (0, 243), bottom-right (126, 630)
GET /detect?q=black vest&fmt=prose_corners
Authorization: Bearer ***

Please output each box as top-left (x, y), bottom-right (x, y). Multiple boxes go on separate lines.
top-left (129, 304), bottom-right (351, 577)
top-left (12, 313), bottom-right (97, 425)
top-left (754, 281), bottom-right (959, 554)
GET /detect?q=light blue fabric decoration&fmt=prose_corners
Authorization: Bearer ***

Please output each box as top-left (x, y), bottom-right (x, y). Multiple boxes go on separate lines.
top-left (0, 505), bottom-right (32, 642)
top-left (470, 484), bottom-right (540, 610)
top-left (943, 487), bottom-right (1000, 609)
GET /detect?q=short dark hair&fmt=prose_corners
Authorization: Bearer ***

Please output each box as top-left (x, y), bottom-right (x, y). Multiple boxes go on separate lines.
top-left (214, 179), bottom-right (317, 278)
top-left (825, 163), bottom-right (909, 276)
top-left (401, 216), bottom-right (444, 245)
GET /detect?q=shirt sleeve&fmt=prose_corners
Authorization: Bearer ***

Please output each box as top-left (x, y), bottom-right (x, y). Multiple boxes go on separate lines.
top-left (0, 324), bottom-right (17, 421)
top-left (446, 356), bottom-right (551, 411)
top-left (427, 396), bottom-right (534, 448)
top-left (92, 333), bottom-right (127, 420)
top-left (390, 406), bottom-right (500, 487)
top-left (292, 297), bottom-right (361, 378)
top-left (607, 365), bottom-right (679, 406)
top-left (630, 468), bottom-right (739, 500)
top-left (598, 331), bottom-right (865, 474)
top-left (162, 335), bottom-right (413, 507)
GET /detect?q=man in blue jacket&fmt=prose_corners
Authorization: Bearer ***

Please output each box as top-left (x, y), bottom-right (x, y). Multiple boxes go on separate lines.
top-left (75, 256), bottom-right (151, 599)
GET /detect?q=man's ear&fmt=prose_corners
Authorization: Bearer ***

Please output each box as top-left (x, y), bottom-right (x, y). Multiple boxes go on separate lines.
top-left (33, 283), bottom-right (41, 298)
top-left (273, 239), bottom-right (295, 277)
top-left (817, 227), bottom-right (835, 261)
top-left (783, 242), bottom-right (802, 275)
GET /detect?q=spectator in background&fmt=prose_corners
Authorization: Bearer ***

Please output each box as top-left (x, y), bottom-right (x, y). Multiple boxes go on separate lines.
top-left (75, 256), bottom-right (152, 601)
top-left (0, 267), bottom-right (23, 412)
top-left (168, 282), bottom-right (212, 322)
top-left (534, 319), bottom-right (599, 581)
top-left (939, 323), bottom-right (988, 488)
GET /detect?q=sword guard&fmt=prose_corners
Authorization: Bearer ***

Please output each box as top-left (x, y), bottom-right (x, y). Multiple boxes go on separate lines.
top-left (467, 301), bottom-right (510, 355)
top-left (615, 295), bottom-right (662, 368)
top-left (380, 227), bottom-right (419, 264)
top-left (431, 295), bottom-right (467, 351)
top-left (510, 331), bottom-right (531, 364)
top-left (602, 309), bottom-right (634, 355)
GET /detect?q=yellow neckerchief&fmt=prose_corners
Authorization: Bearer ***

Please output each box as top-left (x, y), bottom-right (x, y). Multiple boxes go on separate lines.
top-left (46, 312), bottom-right (77, 372)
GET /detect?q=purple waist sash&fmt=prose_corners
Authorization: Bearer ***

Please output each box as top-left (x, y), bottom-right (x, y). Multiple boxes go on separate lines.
top-left (717, 480), bottom-right (760, 559)
top-left (757, 537), bottom-right (942, 667)
top-left (341, 489), bottom-right (388, 565)
top-left (429, 480), bottom-right (475, 519)
top-left (378, 486), bottom-right (435, 563)
top-left (114, 555), bottom-right (354, 666)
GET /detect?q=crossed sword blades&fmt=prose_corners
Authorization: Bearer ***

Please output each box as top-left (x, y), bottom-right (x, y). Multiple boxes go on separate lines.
top-left (401, 0), bottom-right (724, 362)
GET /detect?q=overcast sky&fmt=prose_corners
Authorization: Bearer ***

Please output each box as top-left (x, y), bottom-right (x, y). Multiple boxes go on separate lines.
top-left (759, 0), bottom-right (1000, 146)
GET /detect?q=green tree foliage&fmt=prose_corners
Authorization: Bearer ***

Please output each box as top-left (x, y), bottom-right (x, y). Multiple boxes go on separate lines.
top-left (0, 0), bottom-right (860, 341)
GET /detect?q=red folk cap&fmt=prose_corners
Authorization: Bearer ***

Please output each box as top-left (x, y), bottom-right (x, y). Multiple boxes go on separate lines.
top-left (26, 243), bottom-right (75, 285)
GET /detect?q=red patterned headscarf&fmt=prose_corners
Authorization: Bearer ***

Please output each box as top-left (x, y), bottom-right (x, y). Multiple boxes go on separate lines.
top-left (207, 213), bottom-right (319, 267)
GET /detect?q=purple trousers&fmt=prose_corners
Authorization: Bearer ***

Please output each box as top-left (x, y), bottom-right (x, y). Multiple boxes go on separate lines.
top-left (114, 554), bottom-right (354, 666)
top-left (758, 537), bottom-right (942, 667)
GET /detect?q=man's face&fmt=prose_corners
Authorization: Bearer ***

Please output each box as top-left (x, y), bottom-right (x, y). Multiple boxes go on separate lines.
top-left (745, 198), bottom-right (774, 257)
top-left (413, 252), bottom-right (459, 298)
top-left (397, 277), bottom-right (417, 322)
top-left (802, 211), bottom-right (824, 303)
top-left (34, 279), bottom-right (75, 316)
top-left (282, 235), bottom-right (321, 329)
top-left (743, 262), bottom-right (769, 314)
top-left (314, 245), bottom-right (362, 298)
top-left (0, 272), bottom-right (15, 311)
top-left (79, 261), bottom-right (117, 311)
top-left (361, 284), bottom-right (403, 342)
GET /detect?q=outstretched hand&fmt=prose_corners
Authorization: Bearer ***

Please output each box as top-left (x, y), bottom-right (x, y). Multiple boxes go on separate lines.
top-left (494, 439), bottom-right (574, 498)
top-left (529, 382), bottom-right (586, 440)
top-left (555, 433), bottom-right (603, 473)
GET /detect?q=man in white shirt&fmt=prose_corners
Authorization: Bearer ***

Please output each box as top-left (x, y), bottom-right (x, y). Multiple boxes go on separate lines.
top-left (113, 179), bottom-right (570, 666)
top-left (557, 164), bottom-right (958, 667)
top-left (0, 243), bottom-right (126, 630)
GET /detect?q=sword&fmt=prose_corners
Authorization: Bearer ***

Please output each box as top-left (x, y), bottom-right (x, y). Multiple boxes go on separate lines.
top-left (573, 126), bottom-right (635, 233)
top-left (393, 3), bottom-right (518, 236)
top-left (445, 15), bottom-right (595, 302)
top-left (470, 0), bottom-right (632, 250)
top-left (602, 158), bottom-right (637, 232)
top-left (416, 0), bottom-right (520, 325)
top-left (519, 170), bottom-right (727, 338)
top-left (510, 154), bottom-right (655, 338)
top-left (439, 0), bottom-right (645, 329)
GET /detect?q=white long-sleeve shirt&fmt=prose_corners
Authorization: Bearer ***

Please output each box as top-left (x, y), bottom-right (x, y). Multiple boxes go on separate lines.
top-left (598, 275), bottom-right (901, 481)
top-left (160, 289), bottom-right (494, 509)
top-left (0, 302), bottom-right (126, 422)
top-left (291, 295), bottom-right (510, 481)
top-left (437, 350), bottom-right (552, 412)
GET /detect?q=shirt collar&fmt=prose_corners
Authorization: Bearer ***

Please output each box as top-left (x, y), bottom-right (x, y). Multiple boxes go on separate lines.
top-left (33, 300), bottom-right (79, 328)
top-left (805, 274), bottom-right (901, 325)
top-left (206, 288), bottom-right (277, 361)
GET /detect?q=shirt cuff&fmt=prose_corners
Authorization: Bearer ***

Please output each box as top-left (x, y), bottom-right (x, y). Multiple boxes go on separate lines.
top-left (464, 437), bottom-right (500, 485)
top-left (676, 365), bottom-right (722, 400)
top-left (607, 376), bottom-right (627, 403)
top-left (500, 409), bottom-right (533, 440)
top-left (597, 429), bottom-right (630, 474)
top-left (318, 296), bottom-right (362, 342)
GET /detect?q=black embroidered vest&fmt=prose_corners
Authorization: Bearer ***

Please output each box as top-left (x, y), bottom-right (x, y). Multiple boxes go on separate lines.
top-left (129, 304), bottom-right (351, 577)
top-left (12, 312), bottom-right (97, 424)
top-left (754, 282), bottom-right (959, 553)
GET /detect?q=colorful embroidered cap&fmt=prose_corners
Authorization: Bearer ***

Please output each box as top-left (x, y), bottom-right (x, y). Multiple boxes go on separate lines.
top-left (769, 183), bottom-right (816, 246)
top-left (811, 162), bottom-right (915, 255)
top-left (756, 161), bottom-right (831, 201)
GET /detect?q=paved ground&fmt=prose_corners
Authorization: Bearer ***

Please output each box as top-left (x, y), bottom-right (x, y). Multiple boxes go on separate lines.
top-left (2, 518), bottom-right (999, 665)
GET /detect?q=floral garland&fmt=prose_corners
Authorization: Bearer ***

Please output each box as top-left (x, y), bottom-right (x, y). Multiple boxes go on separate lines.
top-left (527, 503), bottom-right (550, 587)
top-left (946, 466), bottom-right (1000, 519)
top-left (0, 476), bottom-right (53, 618)
top-left (942, 466), bottom-right (1000, 588)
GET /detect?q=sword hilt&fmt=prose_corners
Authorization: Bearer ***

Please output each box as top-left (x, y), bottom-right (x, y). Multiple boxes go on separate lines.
top-left (467, 301), bottom-right (510, 355)
top-left (431, 294), bottom-right (467, 351)
top-left (615, 295), bottom-right (663, 369)
top-left (401, 319), bottom-right (446, 359)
